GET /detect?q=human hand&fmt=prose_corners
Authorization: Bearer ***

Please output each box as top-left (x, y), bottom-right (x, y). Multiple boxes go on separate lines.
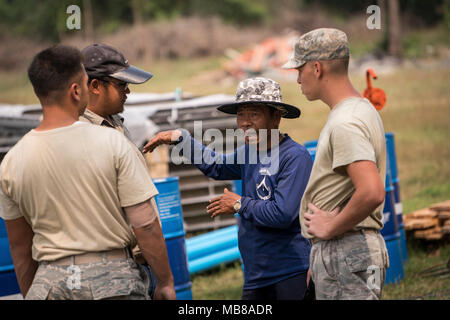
top-left (142, 130), bottom-right (182, 153)
top-left (153, 283), bottom-right (176, 300)
top-left (207, 188), bottom-right (241, 218)
top-left (304, 203), bottom-right (340, 240)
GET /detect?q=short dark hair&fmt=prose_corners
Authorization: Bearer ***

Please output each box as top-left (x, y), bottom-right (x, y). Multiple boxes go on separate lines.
top-left (27, 45), bottom-right (84, 100)
top-left (320, 58), bottom-right (349, 75)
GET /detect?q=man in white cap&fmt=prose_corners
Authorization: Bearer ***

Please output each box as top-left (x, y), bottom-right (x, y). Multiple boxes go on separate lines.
top-left (283, 28), bottom-right (389, 299)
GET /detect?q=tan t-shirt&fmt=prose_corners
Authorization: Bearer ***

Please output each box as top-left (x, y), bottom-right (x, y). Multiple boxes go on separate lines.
top-left (0, 122), bottom-right (158, 261)
top-left (300, 97), bottom-right (386, 240)
top-left (79, 109), bottom-right (161, 225)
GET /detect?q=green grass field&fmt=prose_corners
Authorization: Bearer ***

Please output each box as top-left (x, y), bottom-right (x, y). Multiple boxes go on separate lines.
top-left (0, 56), bottom-right (449, 300)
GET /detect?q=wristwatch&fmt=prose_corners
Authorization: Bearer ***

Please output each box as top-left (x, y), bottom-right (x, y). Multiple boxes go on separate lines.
top-left (233, 198), bottom-right (242, 213)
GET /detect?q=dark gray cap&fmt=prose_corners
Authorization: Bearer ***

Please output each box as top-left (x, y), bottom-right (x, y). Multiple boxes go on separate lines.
top-left (82, 43), bottom-right (153, 84)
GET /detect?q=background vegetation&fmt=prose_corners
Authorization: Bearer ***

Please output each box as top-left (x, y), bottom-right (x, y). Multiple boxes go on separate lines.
top-left (0, 0), bottom-right (447, 41)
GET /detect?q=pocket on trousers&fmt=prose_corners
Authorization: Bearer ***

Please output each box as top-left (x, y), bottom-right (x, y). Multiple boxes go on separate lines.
top-left (91, 279), bottom-right (147, 300)
top-left (89, 260), bottom-right (148, 300)
top-left (343, 234), bottom-right (384, 273)
top-left (344, 249), bottom-right (373, 273)
top-left (25, 283), bottom-right (51, 300)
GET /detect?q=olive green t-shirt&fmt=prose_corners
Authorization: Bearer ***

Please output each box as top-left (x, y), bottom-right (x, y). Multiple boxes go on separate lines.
top-left (0, 122), bottom-right (158, 261)
top-left (300, 97), bottom-right (386, 240)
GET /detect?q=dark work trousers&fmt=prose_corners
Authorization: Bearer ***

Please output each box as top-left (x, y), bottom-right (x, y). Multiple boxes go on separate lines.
top-left (241, 271), bottom-right (308, 300)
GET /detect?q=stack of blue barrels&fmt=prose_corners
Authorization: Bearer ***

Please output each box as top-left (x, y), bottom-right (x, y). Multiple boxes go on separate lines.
top-left (152, 177), bottom-right (192, 300)
top-left (303, 134), bottom-right (407, 284)
top-left (381, 156), bottom-right (405, 283)
top-left (385, 133), bottom-right (408, 263)
top-left (0, 218), bottom-right (21, 297)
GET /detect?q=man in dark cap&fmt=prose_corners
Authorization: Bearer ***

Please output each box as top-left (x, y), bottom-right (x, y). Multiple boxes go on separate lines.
top-left (80, 43), bottom-right (152, 138)
top-left (143, 77), bottom-right (313, 300)
top-left (80, 43), bottom-right (162, 297)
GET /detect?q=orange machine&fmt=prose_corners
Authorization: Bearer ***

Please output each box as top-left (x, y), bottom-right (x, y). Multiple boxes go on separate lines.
top-left (363, 68), bottom-right (386, 110)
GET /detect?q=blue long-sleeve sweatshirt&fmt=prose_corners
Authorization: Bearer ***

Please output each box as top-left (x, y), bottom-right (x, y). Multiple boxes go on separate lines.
top-left (176, 129), bottom-right (313, 289)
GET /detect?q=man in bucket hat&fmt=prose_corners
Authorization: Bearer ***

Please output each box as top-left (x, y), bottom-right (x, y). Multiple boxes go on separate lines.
top-left (143, 77), bottom-right (313, 300)
top-left (283, 28), bottom-right (389, 299)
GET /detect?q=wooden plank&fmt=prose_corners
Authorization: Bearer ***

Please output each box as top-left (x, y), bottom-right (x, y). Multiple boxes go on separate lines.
top-left (442, 225), bottom-right (450, 234)
top-left (406, 208), bottom-right (437, 219)
top-left (404, 218), bottom-right (438, 230)
top-left (429, 200), bottom-right (450, 212)
top-left (414, 226), bottom-right (441, 238)
top-left (424, 233), bottom-right (444, 240)
top-left (437, 211), bottom-right (450, 220)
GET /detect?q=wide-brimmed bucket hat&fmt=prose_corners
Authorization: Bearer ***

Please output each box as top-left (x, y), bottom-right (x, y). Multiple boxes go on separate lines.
top-left (217, 77), bottom-right (300, 119)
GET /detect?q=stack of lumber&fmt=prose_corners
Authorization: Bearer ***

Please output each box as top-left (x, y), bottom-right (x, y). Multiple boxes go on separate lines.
top-left (403, 200), bottom-right (450, 240)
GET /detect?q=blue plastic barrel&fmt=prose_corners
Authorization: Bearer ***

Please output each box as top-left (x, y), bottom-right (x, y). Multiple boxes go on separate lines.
top-left (381, 157), bottom-right (404, 284)
top-left (232, 180), bottom-right (242, 196)
top-left (153, 177), bottom-right (192, 300)
top-left (0, 218), bottom-right (21, 297)
top-left (385, 133), bottom-right (408, 263)
top-left (303, 140), bottom-right (318, 162)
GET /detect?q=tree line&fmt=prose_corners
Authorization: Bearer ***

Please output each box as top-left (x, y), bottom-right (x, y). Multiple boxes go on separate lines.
top-left (0, 0), bottom-right (447, 42)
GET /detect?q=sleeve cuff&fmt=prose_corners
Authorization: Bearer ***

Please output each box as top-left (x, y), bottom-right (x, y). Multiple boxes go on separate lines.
top-left (239, 196), bottom-right (252, 220)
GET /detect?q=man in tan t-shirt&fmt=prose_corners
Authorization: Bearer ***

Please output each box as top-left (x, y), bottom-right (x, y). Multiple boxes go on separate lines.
top-left (0, 45), bottom-right (175, 300)
top-left (283, 28), bottom-right (389, 299)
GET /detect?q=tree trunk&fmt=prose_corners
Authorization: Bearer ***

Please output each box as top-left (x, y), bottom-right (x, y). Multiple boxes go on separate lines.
top-left (387, 0), bottom-right (402, 57)
top-left (83, 0), bottom-right (94, 41)
top-left (131, 0), bottom-right (143, 26)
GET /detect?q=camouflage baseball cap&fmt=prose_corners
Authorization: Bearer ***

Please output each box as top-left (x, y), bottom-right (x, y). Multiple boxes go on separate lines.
top-left (217, 77), bottom-right (300, 119)
top-left (282, 28), bottom-right (349, 69)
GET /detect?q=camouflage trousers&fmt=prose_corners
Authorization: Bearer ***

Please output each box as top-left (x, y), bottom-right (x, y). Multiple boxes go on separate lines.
top-left (310, 229), bottom-right (389, 300)
top-left (25, 258), bottom-right (150, 300)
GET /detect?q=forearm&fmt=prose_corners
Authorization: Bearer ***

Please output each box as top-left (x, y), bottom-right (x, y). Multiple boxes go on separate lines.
top-left (177, 130), bottom-right (240, 180)
top-left (240, 197), bottom-right (295, 229)
top-left (5, 218), bottom-right (38, 297)
top-left (329, 188), bottom-right (383, 237)
top-left (11, 251), bottom-right (38, 297)
top-left (133, 222), bottom-right (174, 287)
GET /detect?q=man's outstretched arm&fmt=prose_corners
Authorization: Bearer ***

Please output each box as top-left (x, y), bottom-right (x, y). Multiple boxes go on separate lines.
top-left (143, 129), bottom-right (242, 180)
